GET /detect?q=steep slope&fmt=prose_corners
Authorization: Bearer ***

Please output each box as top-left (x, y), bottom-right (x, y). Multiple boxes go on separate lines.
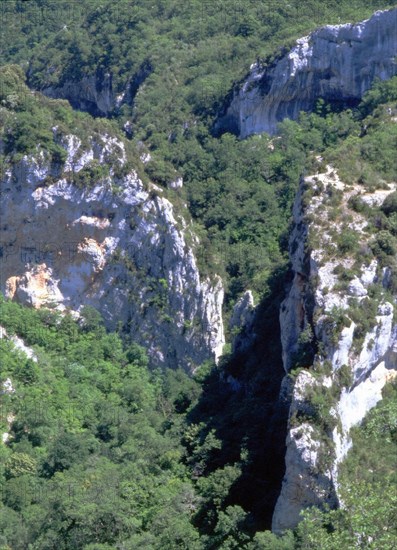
top-left (272, 167), bottom-right (397, 532)
top-left (0, 298), bottom-right (206, 549)
top-left (1, 5), bottom-right (397, 543)
top-left (0, 76), bottom-right (224, 372)
top-left (0, 325), bottom-right (36, 444)
top-left (216, 8), bottom-right (397, 137)
top-left (35, 62), bottom-right (153, 118)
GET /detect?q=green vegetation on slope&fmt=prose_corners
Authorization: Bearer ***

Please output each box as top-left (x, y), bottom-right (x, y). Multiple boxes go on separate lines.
top-left (0, 296), bottom-right (203, 549)
top-left (1, 0), bottom-right (395, 308)
top-left (0, 64), bottom-right (141, 176)
top-left (1, 1), bottom-right (397, 547)
top-left (4, 68), bottom-right (395, 313)
top-left (1, 295), bottom-right (395, 550)
top-left (1, 70), bottom-right (396, 549)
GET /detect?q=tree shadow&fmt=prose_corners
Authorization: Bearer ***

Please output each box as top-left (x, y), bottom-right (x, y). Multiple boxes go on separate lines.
top-left (186, 265), bottom-right (292, 533)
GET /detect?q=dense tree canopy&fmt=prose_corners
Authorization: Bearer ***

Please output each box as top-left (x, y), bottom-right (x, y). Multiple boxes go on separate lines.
top-left (1, 0), bottom-right (397, 547)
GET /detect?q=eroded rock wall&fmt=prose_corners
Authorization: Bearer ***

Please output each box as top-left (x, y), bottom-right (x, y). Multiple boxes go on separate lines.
top-left (217, 8), bottom-right (397, 137)
top-left (0, 135), bottom-right (224, 371)
top-left (272, 168), bottom-right (397, 532)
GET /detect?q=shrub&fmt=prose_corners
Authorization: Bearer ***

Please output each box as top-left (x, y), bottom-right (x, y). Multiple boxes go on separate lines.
top-left (348, 194), bottom-right (372, 215)
top-left (381, 191), bottom-right (397, 216)
top-left (349, 295), bottom-right (379, 350)
top-left (371, 230), bottom-right (397, 259)
top-left (73, 160), bottom-right (110, 188)
top-left (336, 228), bottom-right (359, 255)
top-left (336, 364), bottom-right (353, 390)
top-left (5, 453), bottom-right (37, 479)
top-left (292, 325), bottom-right (316, 369)
top-left (321, 307), bottom-right (351, 346)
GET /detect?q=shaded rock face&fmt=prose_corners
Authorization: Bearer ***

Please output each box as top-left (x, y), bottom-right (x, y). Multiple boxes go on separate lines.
top-left (0, 136), bottom-right (224, 372)
top-left (41, 73), bottom-right (116, 117)
top-left (229, 290), bottom-right (256, 353)
top-left (37, 62), bottom-right (152, 117)
top-left (217, 8), bottom-right (397, 137)
top-left (272, 169), bottom-right (397, 533)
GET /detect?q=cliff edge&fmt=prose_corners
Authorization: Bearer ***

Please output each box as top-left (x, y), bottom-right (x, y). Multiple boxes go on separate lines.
top-left (272, 166), bottom-right (397, 532)
top-left (216, 8), bottom-right (397, 137)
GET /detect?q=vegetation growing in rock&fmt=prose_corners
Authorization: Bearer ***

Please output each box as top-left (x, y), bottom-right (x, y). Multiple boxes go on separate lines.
top-left (1, 1), bottom-right (397, 547)
top-left (2, 3), bottom-right (396, 306)
top-left (295, 380), bottom-right (397, 549)
top-left (2, 286), bottom-right (391, 547)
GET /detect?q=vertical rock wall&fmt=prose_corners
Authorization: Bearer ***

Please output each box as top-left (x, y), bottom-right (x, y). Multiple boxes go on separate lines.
top-left (272, 168), bottom-right (397, 532)
top-left (216, 8), bottom-right (397, 137)
top-left (0, 135), bottom-right (224, 372)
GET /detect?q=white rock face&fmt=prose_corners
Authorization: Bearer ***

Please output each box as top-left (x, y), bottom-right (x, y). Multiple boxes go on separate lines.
top-left (0, 326), bottom-right (37, 362)
top-left (0, 137), bottom-right (224, 372)
top-left (230, 290), bottom-right (255, 332)
top-left (1, 377), bottom-right (15, 395)
top-left (217, 8), bottom-right (397, 137)
top-left (168, 177), bottom-right (183, 190)
top-left (272, 169), bottom-right (397, 532)
top-left (273, 422), bottom-right (334, 533)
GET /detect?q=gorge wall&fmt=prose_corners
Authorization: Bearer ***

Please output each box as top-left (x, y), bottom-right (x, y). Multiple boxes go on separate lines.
top-left (216, 8), bottom-right (397, 137)
top-left (2, 5), bottom-right (397, 535)
top-left (272, 167), bottom-right (397, 532)
top-left (36, 60), bottom-right (153, 118)
top-left (213, 8), bottom-right (397, 530)
top-left (0, 133), bottom-right (224, 372)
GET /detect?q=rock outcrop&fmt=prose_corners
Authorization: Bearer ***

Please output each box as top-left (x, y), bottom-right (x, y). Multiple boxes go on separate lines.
top-left (0, 326), bottom-right (38, 363)
top-left (229, 290), bottom-right (256, 353)
top-left (272, 167), bottom-right (397, 532)
top-left (0, 134), bottom-right (224, 372)
top-left (0, 329), bottom-right (33, 444)
top-left (41, 73), bottom-right (117, 117)
top-left (216, 8), bottom-right (397, 137)
top-left (35, 61), bottom-right (152, 117)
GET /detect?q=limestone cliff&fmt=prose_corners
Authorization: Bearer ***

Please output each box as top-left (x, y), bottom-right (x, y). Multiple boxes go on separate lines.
top-left (40, 73), bottom-right (118, 117)
top-left (216, 8), bottom-right (397, 137)
top-left (272, 167), bottom-right (397, 532)
top-left (229, 290), bottom-right (256, 353)
top-left (0, 134), bottom-right (224, 372)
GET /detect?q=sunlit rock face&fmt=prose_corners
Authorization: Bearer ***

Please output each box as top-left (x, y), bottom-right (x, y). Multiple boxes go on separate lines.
top-left (0, 135), bottom-right (224, 372)
top-left (217, 8), bottom-right (397, 137)
top-left (272, 168), bottom-right (397, 533)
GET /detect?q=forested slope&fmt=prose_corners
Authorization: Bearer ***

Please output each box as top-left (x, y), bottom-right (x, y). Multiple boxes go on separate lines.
top-left (0, 1), bottom-right (397, 548)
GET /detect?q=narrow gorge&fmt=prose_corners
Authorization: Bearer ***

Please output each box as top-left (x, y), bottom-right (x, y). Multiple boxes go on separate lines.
top-left (0, 3), bottom-right (397, 547)
top-left (273, 168), bottom-right (397, 531)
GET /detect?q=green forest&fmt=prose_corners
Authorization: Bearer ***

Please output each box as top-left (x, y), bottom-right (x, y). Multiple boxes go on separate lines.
top-left (1, 0), bottom-right (397, 548)
top-left (1, 296), bottom-right (396, 548)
